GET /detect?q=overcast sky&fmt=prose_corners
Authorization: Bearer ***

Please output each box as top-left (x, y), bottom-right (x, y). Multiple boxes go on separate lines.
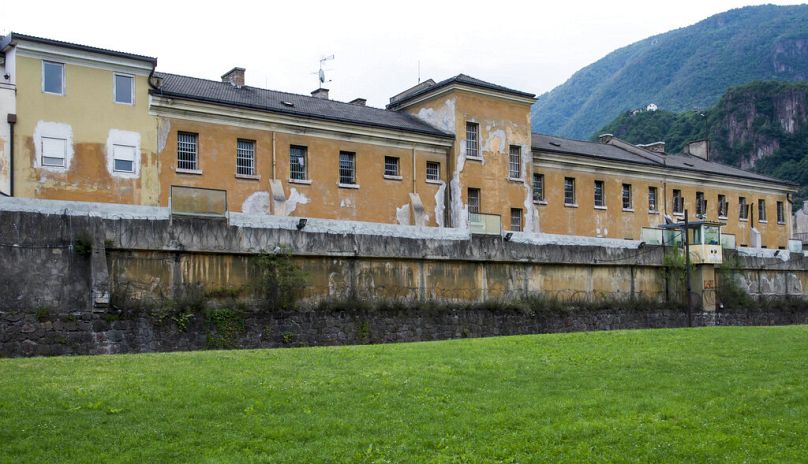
top-left (4, 1), bottom-right (805, 107)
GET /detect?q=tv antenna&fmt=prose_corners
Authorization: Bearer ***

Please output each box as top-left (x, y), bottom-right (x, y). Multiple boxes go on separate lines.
top-left (313, 54), bottom-right (334, 89)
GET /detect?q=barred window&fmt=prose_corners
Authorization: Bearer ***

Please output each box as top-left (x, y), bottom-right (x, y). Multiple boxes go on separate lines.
top-left (696, 191), bottom-right (705, 216)
top-left (532, 173), bottom-right (544, 202)
top-left (777, 201), bottom-right (785, 224)
top-left (564, 177), bottom-right (576, 205)
top-left (339, 151), bottom-right (356, 185)
top-left (648, 187), bottom-right (658, 212)
top-left (290, 146), bottom-right (307, 180)
top-left (758, 199), bottom-right (767, 221)
top-left (426, 161), bottom-right (440, 181)
top-left (718, 194), bottom-right (728, 218)
top-left (739, 197), bottom-right (748, 220)
top-left (177, 132), bottom-right (198, 171)
top-left (236, 139), bottom-right (256, 176)
top-left (594, 180), bottom-right (605, 207)
top-left (468, 188), bottom-right (481, 214)
top-left (510, 208), bottom-right (522, 232)
top-left (384, 156), bottom-right (400, 177)
top-left (673, 189), bottom-right (683, 214)
top-left (622, 184), bottom-right (632, 210)
top-left (508, 145), bottom-right (521, 178)
top-left (466, 122), bottom-right (479, 158)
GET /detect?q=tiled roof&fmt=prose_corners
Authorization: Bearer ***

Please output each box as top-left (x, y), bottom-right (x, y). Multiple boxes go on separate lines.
top-left (153, 72), bottom-right (452, 138)
top-left (532, 133), bottom-right (796, 186)
top-left (0, 32), bottom-right (156, 64)
top-left (388, 74), bottom-right (536, 108)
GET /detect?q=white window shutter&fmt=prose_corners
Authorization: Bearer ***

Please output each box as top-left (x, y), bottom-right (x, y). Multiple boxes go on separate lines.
top-left (113, 144), bottom-right (136, 161)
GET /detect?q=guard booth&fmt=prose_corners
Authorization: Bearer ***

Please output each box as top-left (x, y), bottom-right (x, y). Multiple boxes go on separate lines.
top-left (659, 221), bottom-right (723, 264)
top-left (658, 220), bottom-right (722, 312)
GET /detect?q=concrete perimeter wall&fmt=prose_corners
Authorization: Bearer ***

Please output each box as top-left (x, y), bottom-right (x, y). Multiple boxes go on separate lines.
top-left (2, 198), bottom-right (808, 357)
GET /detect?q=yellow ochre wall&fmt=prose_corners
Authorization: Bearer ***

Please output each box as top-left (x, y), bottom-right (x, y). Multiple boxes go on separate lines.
top-left (533, 161), bottom-right (791, 248)
top-left (13, 55), bottom-right (158, 204)
top-left (157, 117), bottom-right (450, 225)
top-left (402, 88), bottom-right (536, 231)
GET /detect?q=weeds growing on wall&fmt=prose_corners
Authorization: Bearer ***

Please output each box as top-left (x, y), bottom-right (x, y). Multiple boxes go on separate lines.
top-left (663, 246), bottom-right (694, 306)
top-left (715, 254), bottom-right (755, 310)
top-left (253, 248), bottom-right (307, 312)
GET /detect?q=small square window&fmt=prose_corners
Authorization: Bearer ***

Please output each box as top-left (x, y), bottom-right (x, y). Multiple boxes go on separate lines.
top-left (114, 74), bottom-right (134, 104)
top-left (42, 136), bottom-right (66, 167)
top-left (43, 61), bottom-right (64, 95)
top-left (426, 161), bottom-right (440, 181)
top-left (113, 144), bottom-right (136, 173)
top-left (384, 156), bottom-right (400, 177)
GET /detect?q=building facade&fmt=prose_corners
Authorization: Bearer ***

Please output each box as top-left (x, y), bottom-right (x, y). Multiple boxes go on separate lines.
top-left (0, 33), bottom-right (796, 248)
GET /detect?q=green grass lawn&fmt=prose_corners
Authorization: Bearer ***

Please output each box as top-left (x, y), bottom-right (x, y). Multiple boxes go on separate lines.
top-left (2, 326), bottom-right (807, 463)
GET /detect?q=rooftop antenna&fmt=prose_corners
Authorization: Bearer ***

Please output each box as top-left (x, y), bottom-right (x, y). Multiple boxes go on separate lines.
top-left (313, 54), bottom-right (334, 89)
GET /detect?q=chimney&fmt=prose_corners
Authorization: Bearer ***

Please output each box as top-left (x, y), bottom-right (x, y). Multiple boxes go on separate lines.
top-left (637, 141), bottom-right (666, 154)
top-left (684, 140), bottom-right (709, 160)
top-left (349, 98), bottom-right (366, 106)
top-left (221, 67), bottom-right (245, 88)
top-left (598, 133), bottom-right (613, 144)
top-left (311, 88), bottom-right (329, 99)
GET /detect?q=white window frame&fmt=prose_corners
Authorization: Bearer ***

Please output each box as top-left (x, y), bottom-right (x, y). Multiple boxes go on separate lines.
top-left (466, 122), bottom-right (480, 159)
top-left (622, 184), bottom-right (633, 210)
top-left (758, 199), bottom-right (767, 222)
top-left (289, 145), bottom-right (308, 181)
top-left (41, 136), bottom-right (67, 167)
top-left (594, 180), bottom-right (605, 208)
top-left (777, 201), bottom-right (785, 224)
top-left (648, 186), bottom-right (658, 212)
top-left (673, 189), bottom-right (684, 215)
top-left (718, 194), bottom-right (728, 219)
top-left (113, 73), bottom-right (135, 105)
top-left (177, 132), bottom-right (199, 172)
top-left (112, 144), bottom-right (136, 173)
top-left (739, 197), bottom-right (749, 220)
top-left (42, 61), bottom-right (65, 96)
top-left (384, 156), bottom-right (400, 178)
top-left (533, 173), bottom-right (545, 203)
top-left (510, 208), bottom-right (522, 232)
top-left (564, 177), bottom-right (576, 206)
top-left (339, 151), bottom-right (357, 186)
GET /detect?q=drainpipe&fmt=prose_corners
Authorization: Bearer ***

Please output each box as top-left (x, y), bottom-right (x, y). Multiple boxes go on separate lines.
top-left (6, 113), bottom-right (15, 197)
top-left (411, 146), bottom-right (416, 194)
top-left (271, 132), bottom-right (276, 179)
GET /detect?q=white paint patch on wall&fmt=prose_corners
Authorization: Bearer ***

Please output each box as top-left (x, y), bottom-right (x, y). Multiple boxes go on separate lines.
top-left (396, 204), bottom-right (411, 225)
top-left (33, 121), bottom-right (74, 172)
top-left (157, 118), bottom-right (171, 154)
top-left (434, 181), bottom-right (446, 228)
top-left (105, 129), bottom-right (141, 178)
top-left (484, 128), bottom-right (507, 153)
top-left (520, 144), bottom-right (537, 232)
top-left (340, 198), bottom-right (354, 208)
top-left (285, 188), bottom-right (310, 215)
top-left (415, 97), bottom-right (456, 134)
top-left (242, 191), bottom-right (270, 214)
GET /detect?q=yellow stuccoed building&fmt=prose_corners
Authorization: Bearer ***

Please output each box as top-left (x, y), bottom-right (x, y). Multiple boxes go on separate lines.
top-left (0, 33), bottom-right (797, 249)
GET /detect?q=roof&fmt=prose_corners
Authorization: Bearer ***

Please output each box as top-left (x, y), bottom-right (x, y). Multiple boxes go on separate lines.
top-left (0, 32), bottom-right (157, 64)
top-left (387, 74), bottom-right (536, 109)
top-left (532, 133), bottom-right (797, 187)
top-left (153, 72), bottom-right (452, 139)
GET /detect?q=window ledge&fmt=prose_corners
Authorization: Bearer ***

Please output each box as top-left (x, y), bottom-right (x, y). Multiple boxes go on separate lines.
top-left (338, 183), bottom-right (360, 189)
top-left (114, 101), bottom-right (134, 106)
top-left (506, 177), bottom-right (523, 183)
top-left (777, 221), bottom-right (786, 225)
top-left (759, 220), bottom-right (768, 224)
top-left (718, 215), bottom-right (728, 220)
top-left (176, 168), bottom-right (203, 175)
top-left (533, 200), bottom-right (548, 206)
top-left (594, 205), bottom-right (607, 210)
top-left (466, 156), bottom-right (483, 162)
top-left (425, 179), bottom-right (443, 185)
top-left (565, 203), bottom-right (578, 208)
top-left (384, 174), bottom-right (403, 181)
top-left (235, 174), bottom-right (260, 181)
top-left (289, 178), bottom-right (312, 185)
top-left (739, 218), bottom-right (749, 222)
top-left (648, 210), bottom-right (659, 214)
top-left (673, 212), bottom-right (684, 217)
top-left (622, 208), bottom-right (635, 213)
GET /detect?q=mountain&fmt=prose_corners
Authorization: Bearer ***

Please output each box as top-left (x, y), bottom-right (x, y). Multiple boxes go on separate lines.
top-left (597, 80), bottom-right (808, 209)
top-left (532, 4), bottom-right (808, 139)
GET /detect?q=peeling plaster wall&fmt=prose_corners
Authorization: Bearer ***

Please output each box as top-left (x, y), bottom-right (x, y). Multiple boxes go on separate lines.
top-left (12, 55), bottom-right (159, 205)
top-left (396, 204), bottom-right (411, 225)
top-left (0, 52), bottom-right (15, 196)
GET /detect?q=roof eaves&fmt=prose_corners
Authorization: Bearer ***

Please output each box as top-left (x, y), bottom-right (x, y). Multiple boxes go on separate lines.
top-left (8, 32), bottom-right (157, 64)
top-left (151, 90), bottom-right (454, 139)
top-left (388, 74), bottom-right (535, 109)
